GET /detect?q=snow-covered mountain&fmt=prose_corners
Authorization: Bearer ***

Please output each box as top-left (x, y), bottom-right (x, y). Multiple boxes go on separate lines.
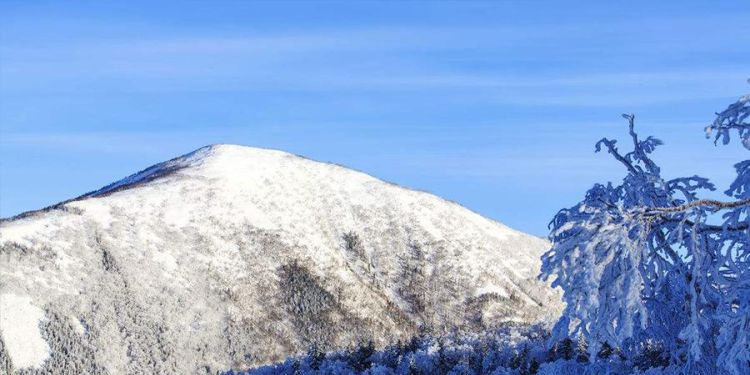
top-left (0, 144), bottom-right (562, 374)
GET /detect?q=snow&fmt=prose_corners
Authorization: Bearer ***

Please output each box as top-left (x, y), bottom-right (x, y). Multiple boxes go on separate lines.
top-left (152, 250), bottom-right (178, 272)
top-left (475, 285), bottom-right (510, 298)
top-left (0, 144), bottom-right (561, 373)
top-left (67, 199), bottom-right (114, 229)
top-left (0, 294), bottom-right (50, 369)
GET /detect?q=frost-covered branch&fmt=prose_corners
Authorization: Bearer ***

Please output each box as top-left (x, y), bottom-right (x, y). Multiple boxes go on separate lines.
top-left (542, 91), bottom-right (750, 375)
top-left (595, 138), bottom-right (639, 174)
top-left (706, 93), bottom-right (750, 149)
top-left (659, 218), bottom-right (749, 233)
top-left (646, 197), bottom-right (750, 215)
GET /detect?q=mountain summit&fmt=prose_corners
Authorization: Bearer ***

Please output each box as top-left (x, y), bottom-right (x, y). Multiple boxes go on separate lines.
top-left (0, 145), bottom-right (561, 374)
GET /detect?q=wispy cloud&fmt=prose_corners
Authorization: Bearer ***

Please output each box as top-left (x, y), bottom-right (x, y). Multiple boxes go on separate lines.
top-left (2, 15), bottom-right (748, 107)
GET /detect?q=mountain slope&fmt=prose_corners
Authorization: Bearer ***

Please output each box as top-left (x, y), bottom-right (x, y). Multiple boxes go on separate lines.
top-left (0, 144), bottom-right (561, 374)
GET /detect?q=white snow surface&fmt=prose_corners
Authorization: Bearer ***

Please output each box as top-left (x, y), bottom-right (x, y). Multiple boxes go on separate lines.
top-left (0, 294), bottom-right (50, 369)
top-left (0, 144), bottom-right (562, 374)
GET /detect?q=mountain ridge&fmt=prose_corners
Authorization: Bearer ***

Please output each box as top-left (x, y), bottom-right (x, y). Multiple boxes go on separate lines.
top-left (3, 144), bottom-right (485, 224)
top-left (0, 144), bottom-right (562, 374)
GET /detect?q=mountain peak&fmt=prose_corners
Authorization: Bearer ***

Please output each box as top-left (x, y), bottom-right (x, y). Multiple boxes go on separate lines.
top-left (1, 144), bottom-right (296, 221)
top-left (87, 144), bottom-right (306, 197)
top-left (0, 144), bottom-right (562, 373)
top-left (195, 143), bottom-right (292, 159)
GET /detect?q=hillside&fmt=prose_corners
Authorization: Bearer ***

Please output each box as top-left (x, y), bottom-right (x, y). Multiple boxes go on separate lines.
top-left (0, 144), bottom-right (562, 374)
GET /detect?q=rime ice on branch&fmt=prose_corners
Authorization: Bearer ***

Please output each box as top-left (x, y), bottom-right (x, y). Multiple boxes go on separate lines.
top-left (540, 93), bottom-right (750, 374)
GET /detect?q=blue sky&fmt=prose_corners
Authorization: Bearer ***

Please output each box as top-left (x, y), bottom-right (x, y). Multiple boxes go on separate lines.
top-left (1, 1), bottom-right (748, 235)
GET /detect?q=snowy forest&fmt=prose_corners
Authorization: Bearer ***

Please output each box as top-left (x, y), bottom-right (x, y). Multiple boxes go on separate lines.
top-left (230, 93), bottom-right (750, 375)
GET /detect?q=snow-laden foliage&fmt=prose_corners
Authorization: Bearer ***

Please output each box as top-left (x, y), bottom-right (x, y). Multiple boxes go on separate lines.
top-left (228, 325), bottom-right (681, 375)
top-left (706, 94), bottom-right (750, 150)
top-left (541, 93), bottom-right (750, 374)
top-left (229, 325), bottom-right (553, 375)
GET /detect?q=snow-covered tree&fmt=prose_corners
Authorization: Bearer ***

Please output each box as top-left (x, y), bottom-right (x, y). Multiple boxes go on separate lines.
top-left (540, 93), bottom-right (750, 374)
top-left (397, 242), bottom-right (429, 321)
